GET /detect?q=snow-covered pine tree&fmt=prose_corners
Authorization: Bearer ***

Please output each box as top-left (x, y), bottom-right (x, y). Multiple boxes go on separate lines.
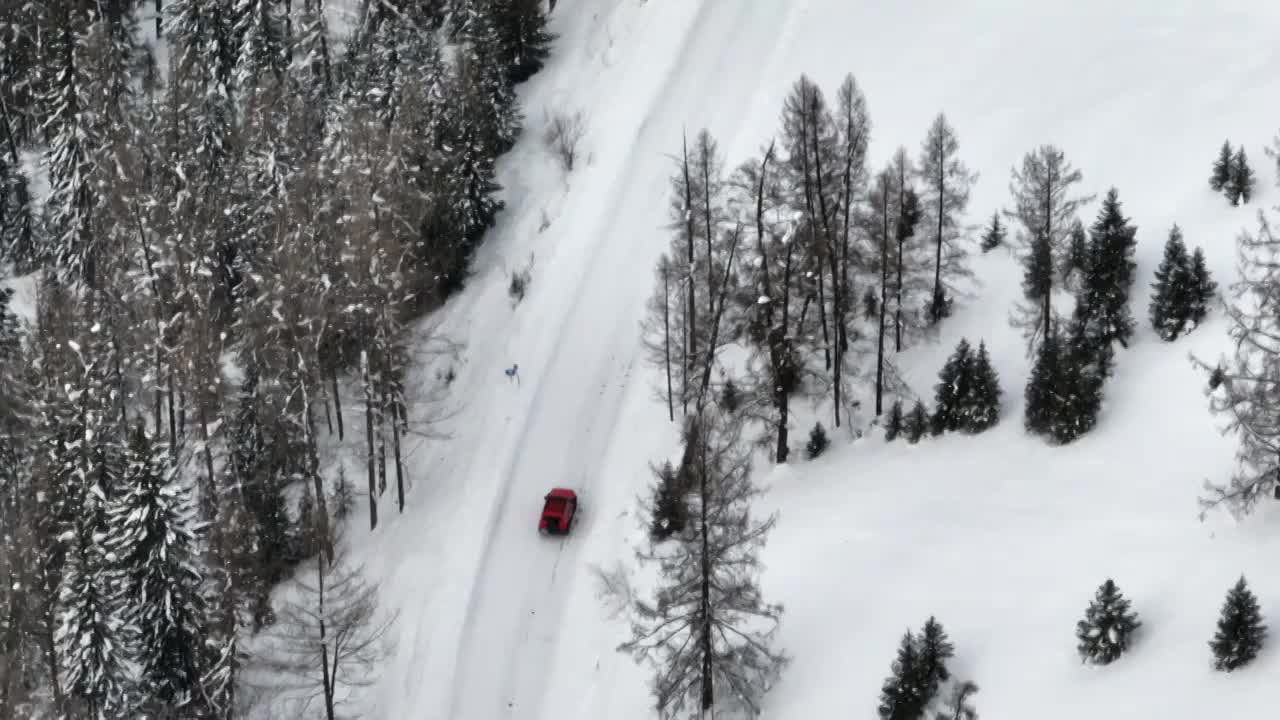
top-left (0, 285), bottom-right (35, 713)
top-left (916, 616), bottom-right (955, 704)
top-left (1075, 188), bottom-right (1138, 351)
top-left (620, 410), bottom-right (788, 718)
top-left (918, 113), bottom-right (977, 325)
top-left (1227, 146), bottom-right (1255, 206)
top-left (1149, 225), bottom-right (1193, 341)
top-left (878, 630), bottom-right (925, 720)
top-left (1210, 575), bottom-right (1266, 671)
top-left (885, 399), bottom-right (905, 442)
top-left (1193, 210), bottom-right (1280, 514)
top-left (979, 212), bottom-right (1005, 253)
top-left (233, 0), bottom-right (287, 89)
top-left (108, 419), bottom-right (209, 712)
top-left (0, 149), bottom-right (37, 270)
top-left (480, 0), bottom-right (555, 85)
top-left (1187, 246), bottom-right (1216, 328)
top-left (905, 400), bottom-right (929, 444)
top-left (1005, 145), bottom-right (1093, 353)
top-left (959, 341), bottom-right (1001, 434)
top-left (54, 317), bottom-right (130, 719)
top-left (1075, 578), bottom-right (1141, 665)
top-left (1210, 140), bottom-right (1233, 192)
top-left (931, 338), bottom-right (974, 435)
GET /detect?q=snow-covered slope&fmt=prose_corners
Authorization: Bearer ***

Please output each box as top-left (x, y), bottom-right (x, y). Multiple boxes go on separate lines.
top-left (350, 1), bottom-right (1280, 718)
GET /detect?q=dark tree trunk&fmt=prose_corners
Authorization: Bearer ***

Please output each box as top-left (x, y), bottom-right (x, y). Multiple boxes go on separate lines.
top-left (682, 134), bottom-right (697, 416)
top-left (662, 263), bottom-right (674, 422)
top-left (697, 416), bottom-right (714, 712)
top-left (362, 352), bottom-right (377, 530)
top-left (875, 182), bottom-right (890, 416)
top-left (330, 366), bottom-right (344, 440)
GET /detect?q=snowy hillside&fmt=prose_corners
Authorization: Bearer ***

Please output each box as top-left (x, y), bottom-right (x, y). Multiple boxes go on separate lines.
top-left (341, 1), bottom-right (1280, 718)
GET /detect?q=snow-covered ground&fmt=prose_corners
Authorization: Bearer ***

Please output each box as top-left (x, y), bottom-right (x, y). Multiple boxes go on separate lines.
top-left (331, 1), bottom-right (1280, 718)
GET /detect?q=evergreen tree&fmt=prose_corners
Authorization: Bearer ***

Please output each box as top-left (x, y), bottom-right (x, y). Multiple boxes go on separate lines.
top-left (1061, 219), bottom-right (1088, 286)
top-left (1210, 140), bottom-right (1233, 191)
top-left (1187, 246), bottom-right (1216, 327)
top-left (878, 630), bottom-right (925, 720)
top-left (959, 341), bottom-right (1001, 433)
top-left (906, 400), bottom-right (929, 444)
top-left (885, 399), bottom-right (904, 442)
top-left (1024, 319), bottom-right (1065, 437)
top-left (1210, 576), bottom-right (1266, 671)
top-left (916, 617), bottom-right (954, 703)
top-left (1227, 146), bottom-right (1255, 206)
top-left (1075, 579), bottom-right (1141, 665)
top-left (481, 0), bottom-right (555, 85)
top-left (931, 338), bottom-right (973, 435)
top-left (54, 331), bottom-right (130, 717)
top-left (108, 420), bottom-right (209, 711)
top-left (806, 422), bottom-right (830, 459)
top-left (1149, 225), bottom-right (1193, 341)
top-left (979, 212), bottom-right (1004, 253)
top-left (1051, 313), bottom-right (1107, 444)
top-left (1076, 188), bottom-right (1138, 350)
top-left (1015, 228), bottom-right (1054, 352)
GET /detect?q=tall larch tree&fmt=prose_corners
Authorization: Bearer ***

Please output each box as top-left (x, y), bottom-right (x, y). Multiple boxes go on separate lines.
top-left (1005, 145), bottom-right (1092, 353)
top-left (918, 112), bottom-right (977, 325)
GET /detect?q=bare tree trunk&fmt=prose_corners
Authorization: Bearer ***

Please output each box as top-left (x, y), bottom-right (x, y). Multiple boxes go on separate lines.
top-left (697, 415), bottom-right (713, 713)
top-left (876, 182), bottom-right (890, 416)
top-left (662, 262), bottom-right (673, 422)
top-left (391, 390), bottom-right (405, 514)
top-left (376, 385), bottom-right (387, 497)
top-left (694, 225), bottom-right (743, 408)
top-left (361, 351), bottom-right (377, 531)
top-left (681, 132), bottom-right (696, 415)
top-left (154, 0), bottom-right (162, 38)
top-left (317, 553), bottom-right (336, 720)
top-left (298, 356), bottom-right (335, 563)
top-left (331, 366), bottom-right (344, 440)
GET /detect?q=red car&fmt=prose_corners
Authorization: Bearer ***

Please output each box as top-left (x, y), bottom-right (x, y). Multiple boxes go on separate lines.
top-left (539, 488), bottom-right (578, 535)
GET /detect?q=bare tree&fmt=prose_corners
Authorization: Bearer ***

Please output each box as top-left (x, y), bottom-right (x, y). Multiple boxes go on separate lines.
top-left (1004, 145), bottom-right (1093, 353)
top-left (616, 409), bottom-right (787, 719)
top-left (918, 112), bottom-right (978, 326)
top-left (257, 544), bottom-right (397, 720)
top-left (1193, 208), bottom-right (1280, 517)
top-left (543, 108), bottom-right (586, 172)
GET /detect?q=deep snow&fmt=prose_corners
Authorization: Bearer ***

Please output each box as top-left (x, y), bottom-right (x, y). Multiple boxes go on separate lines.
top-left (291, 0), bottom-right (1280, 718)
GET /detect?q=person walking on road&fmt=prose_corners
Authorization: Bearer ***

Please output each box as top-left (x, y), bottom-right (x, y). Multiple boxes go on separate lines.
top-left (504, 362), bottom-right (520, 385)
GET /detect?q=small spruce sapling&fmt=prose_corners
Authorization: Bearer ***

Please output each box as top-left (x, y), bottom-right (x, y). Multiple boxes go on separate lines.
top-left (960, 341), bottom-right (1001, 433)
top-left (1075, 578), bottom-right (1142, 664)
top-left (1210, 140), bottom-right (1233, 191)
top-left (931, 338), bottom-right (974, 436)
top-left (1210, 575), bottom-right (1267, 671)
top-left (905, 400), bottom-right (929, 444)
top-left (1062, 219), bottom-right (1089, 285)
top-left (806, 422), bottom-right (830, 459)
top-left (885, 399), bottom-right (904, 442)
top-left (979, 212), bottom-right (1005, 253)
top-left (1149, 225), bottom-right (1192, 341)
top-left (1227, 146), bottom-right (1255, 206)
top-left (1187, 247), bottom-right (1216, 327)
